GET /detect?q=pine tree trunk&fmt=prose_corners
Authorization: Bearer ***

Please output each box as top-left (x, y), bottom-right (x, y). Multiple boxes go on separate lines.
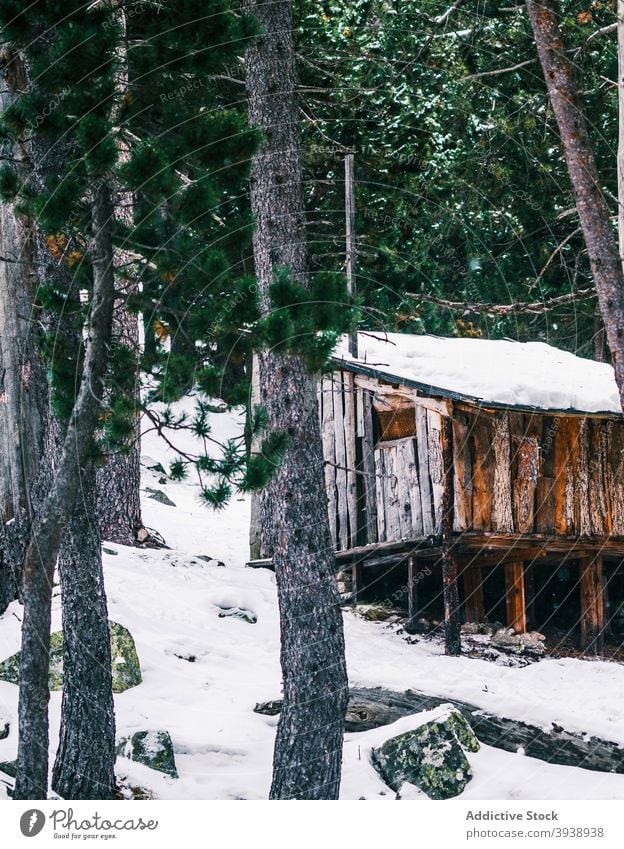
top-left (527, 0), bottom-right (624, 407)
top-left (52, 467), bottom-right (116, 799)
top-left (0, 49), bottom-right (49, 614)
top-left (96, 9), bottom-right (143, 547)
top-left (14, 178), bottom-right (116, 800)
top-left (244, 0), bottom-right (349, 800)
top-left (96, 304), bottom-right (143, 546)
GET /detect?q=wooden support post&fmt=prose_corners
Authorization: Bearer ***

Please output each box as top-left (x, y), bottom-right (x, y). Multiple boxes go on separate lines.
top-left (462, 567), bottom-right (485, 623)
top-left (524, 562), bottom-right (536, 630)
top-left (579, 555), bottom-right (604, 656)
top-left (407, 556), bottom-right (419, 627)
top-left (441, 417), bottom-right (461, 655)
top-left (352, 561), bottom-right (361, 606)
top-left (504, 562), bottom-right (527, 633)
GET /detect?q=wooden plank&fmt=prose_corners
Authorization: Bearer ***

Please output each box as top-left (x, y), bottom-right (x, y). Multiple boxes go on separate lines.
top-left (374, 446), bottom-right (387, 542)
top-left (576, 417), bottom-right (591, 536)
top-left (608, 421), bottom-right (624, 535)
top-left (553, 417), bottom-right (573, 535)
top-left (384, 445), bottom-right (402, 542)
top-left (588, 420), bottom-right (607, 536)
top-left (415, 405), bottom-right (434, 535)
top-left (471, 413), bottom-right (494, 531)
top-left (406, 438), bottom-right (423, 536)
top-left (579, 555), bottom-right (604, 656)
top-left (491, 412), bottom-right (514, 532)
top-left (321, 375), bottom-right (338, 548)
top-left (462, 567), bottom-right (485, 623)
top-left (427, 410), bottom-right (445, 533)
top-left (536, 477), bottom-right (556, 534)
top-left (344, 372), bottom-right (358, 548)
top-left (333, 373), bottom-right (349, 550)
top-left (536, 414), bottom-right (558, 534)
top-left (504, 562), bottom-right (526, 633)
top-left (513, 435), bottom-right (539, 533)
top-left (361, 390), bottom-right (378, 544)
top-left (452, 413), bottom-right (473, 531)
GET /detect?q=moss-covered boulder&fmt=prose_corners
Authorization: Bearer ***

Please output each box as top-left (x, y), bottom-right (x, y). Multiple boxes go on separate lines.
top-left (116, 730), bottom-right (178, 778)
top-left (0, 760), bottom-right (16, 779)
top-left (371, 708), bottom-right (479, 799)
top-left (109, 622), bottom-right (142, 693)
top-left (0, 621), bottom-right (141, 693)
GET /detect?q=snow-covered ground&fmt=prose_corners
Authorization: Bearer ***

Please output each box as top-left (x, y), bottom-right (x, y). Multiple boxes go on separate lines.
top-left (1, 397), bottom-right (624, 800)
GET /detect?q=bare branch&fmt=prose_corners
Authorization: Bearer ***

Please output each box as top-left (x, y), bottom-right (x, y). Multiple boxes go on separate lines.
top-left (405, 286), bottom-right (596, 315)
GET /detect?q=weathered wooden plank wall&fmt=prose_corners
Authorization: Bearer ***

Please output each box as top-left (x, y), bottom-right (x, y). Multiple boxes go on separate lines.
top-left (321, 370), bottom-right (624, 550)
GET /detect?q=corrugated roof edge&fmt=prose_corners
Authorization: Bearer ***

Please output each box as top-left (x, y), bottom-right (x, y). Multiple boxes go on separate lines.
top-left (330, 356), bottom-right (624, 419)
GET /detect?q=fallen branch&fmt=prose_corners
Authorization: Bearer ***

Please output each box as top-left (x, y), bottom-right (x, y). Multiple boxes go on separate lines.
top-left (405, 286), bottom-right (596, 315)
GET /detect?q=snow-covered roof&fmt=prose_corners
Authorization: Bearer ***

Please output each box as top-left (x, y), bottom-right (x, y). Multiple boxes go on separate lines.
top-left (333, 333), bottom-right (622, 415)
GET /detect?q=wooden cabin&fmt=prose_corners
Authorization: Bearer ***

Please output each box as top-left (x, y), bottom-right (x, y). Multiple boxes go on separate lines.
top-left (320, 333), bottom-right (624, 655)
top-left (249, 333), bottom-right (624, 655)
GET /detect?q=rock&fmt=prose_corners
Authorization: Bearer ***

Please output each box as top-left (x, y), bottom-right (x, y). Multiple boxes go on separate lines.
top-left (109, 622), bottom-right (143, 693)
top-left (461, 621), bottom-right (500, 636)
top-left (0, 760), bottom-right (16, 779)
top-left (145, 488), bottom-right (176, 507)
top-left (371, 707), bottom-right (477, 799)
top-left (254, 700), bottom-right (283, 716)
top-left (0, 721), bottom-right (9, 740)
top-left (103, 547), bottom-right (118, 556)
top-left (358, 604), bottom-right (393, 622)
top-left (117, 730), bottom-right (178, 778)
top-left (218, 607), bottom-right (257, 624)
top-left (196, 555), bottom-right (225, 567)
top-left (0, 621), bottom-right (142, 693)
top-left (404, 616), bottom-right (432, 635)
top-left (491, 628), bottom-right (545, 656)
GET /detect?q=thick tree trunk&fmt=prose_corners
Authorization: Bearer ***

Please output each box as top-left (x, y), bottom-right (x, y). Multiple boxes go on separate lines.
top-left (52, 468), bottom-right (116, 799)
top-left (0, 49), bottom-right (48, 614)
top-left (244, 0), bottom-right (349, 800)
top-left (527, 0), bottom-right (624, 407)
top-left (96, 12), bottom-right (143, 547)
top-left (96, 303), bottom-right (143, 546)
top-left (14, 178), bottom-right (116, 800)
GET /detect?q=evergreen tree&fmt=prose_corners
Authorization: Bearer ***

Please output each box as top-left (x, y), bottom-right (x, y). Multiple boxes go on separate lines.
top-left (244, 0), bottom-right (353, 800)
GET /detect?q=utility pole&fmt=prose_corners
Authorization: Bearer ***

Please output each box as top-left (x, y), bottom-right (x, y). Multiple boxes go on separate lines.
top-left (618, 0), bottom-right (624, 268)
top-left (345, 152), bottom-right (358, 358)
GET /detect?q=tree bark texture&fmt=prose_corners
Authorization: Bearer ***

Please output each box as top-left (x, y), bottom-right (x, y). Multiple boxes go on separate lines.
top-left (244, 0), bottom-right (349, 800)
top-left (96, 299), bottom-right (143, 546)
top-left (52, 468), bottom-right (116, 799)
top-left (14, 178), bottom-right (116, 800)
top-left (0, 49), bottom-right (48, 613)
top-left (97, 10), bottom-right (143, 547)
top-left (527, 0), bottom-right (624, 406)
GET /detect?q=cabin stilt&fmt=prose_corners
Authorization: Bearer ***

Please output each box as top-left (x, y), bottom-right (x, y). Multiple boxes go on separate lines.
top-left (504, 562), bottom-right (526, 633)
top-left (524, 562), bottom-right (536, 629)
top-left (407, 556), bottom-right (420, 627)
top-left (579, 555), bottom-right (604, 655)
top-left (352, 562), bottom-right (362, 605)
top-left (462, 566), bottom-right (485, 623)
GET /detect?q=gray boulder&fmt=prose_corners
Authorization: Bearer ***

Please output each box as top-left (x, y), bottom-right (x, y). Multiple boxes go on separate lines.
top-left (491, 628), bottom-right (545, 656)
top-left (117, 730), bottom-right (178, 778)
top-left (371, 707), bottom-right (479, 799)
top-left (145, 488), bottom-right (176, 507)
top-left (0, 622), bottom-right (142, 693)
